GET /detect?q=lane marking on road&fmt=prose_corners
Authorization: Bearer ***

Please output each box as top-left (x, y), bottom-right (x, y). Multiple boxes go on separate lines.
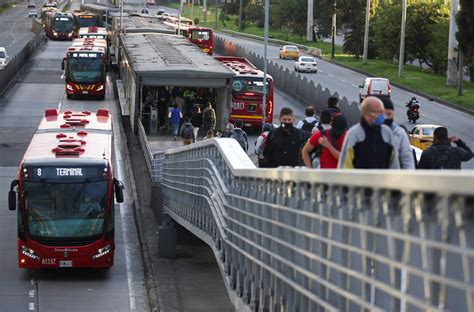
top-left (58, 100), bottom-right (62, 112)
top-left (351, 84), bottom-right (359, 89)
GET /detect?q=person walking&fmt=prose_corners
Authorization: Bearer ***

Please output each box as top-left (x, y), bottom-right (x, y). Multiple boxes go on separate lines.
top-left (191, 104), bottom-right (202, 140)
top-left (338, 96), bottom-right (400, 169)
top-left (263, 107), bottom-right (304, 167)
top-left (418, 127), bottom-right (472, 169)
top-left (230, 120), bottom-right (249, 152)
top-left (326, 96), bottom-right (348, 129)
top-left (380, 98), bottom-right (415, 169)
top-left (255, 123), bottom-right (273, 167)
top-left (168, 103), bottom-right (183, 141)
top-left (221, 123), bottom-right (234, 138)
top-left (296, 106), bottom-right (318, 132)
top-left (202, 102), bottom-right (216, 137)
top-left (179, 117), bottom-right (195, 145)
top-left (302, 115), bottom-right (347, 169)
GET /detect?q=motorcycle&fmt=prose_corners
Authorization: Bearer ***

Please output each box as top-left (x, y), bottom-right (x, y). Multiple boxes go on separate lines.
top-left (406, 97), bottom-right (420, 124)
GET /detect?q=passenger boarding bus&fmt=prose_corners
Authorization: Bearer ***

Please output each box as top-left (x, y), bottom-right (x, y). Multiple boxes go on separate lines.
top-left (8, 108), bottom-right (124, 269)
top-left (62, 39), bottom-right (108, 99)
top-left (187, 27), bottom-right (213, 55)
top-left (73, 12), bottom-right (99, 37)
top-left (44, 12), bottom-right (74, 40)
top-left (215, 56), bottom-right (274, 128)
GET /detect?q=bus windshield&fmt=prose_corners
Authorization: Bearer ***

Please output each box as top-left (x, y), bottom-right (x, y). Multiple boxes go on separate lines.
top-left (54, 17), bottom-right (73, 32)
top-left (67, 52), bottom-right (104, 84)
top-left (231, 77), bottom-right (271, 94)
top-left (23, 181), bottom-right (108, 239)
top-left (190, 30), bottom-right (210, 41)
top-left (77, 16), bottom-right (96, 28)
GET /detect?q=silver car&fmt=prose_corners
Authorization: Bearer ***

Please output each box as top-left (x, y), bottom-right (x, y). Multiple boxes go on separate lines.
top-left (294, 56), bottom-right (318, 73)
top-left (28, 10), bottom-right (38, 18)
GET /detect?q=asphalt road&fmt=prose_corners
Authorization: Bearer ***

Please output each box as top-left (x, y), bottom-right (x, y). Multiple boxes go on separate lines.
top-left (216, 33), bottom-right (474, 169)
top-left (0, 39), bottom-right (149, 311)
top-left (0, 0), bottom-right (43, 58)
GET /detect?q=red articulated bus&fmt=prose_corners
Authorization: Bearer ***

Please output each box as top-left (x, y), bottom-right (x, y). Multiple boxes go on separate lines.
top-left (44, 12), bottom-right (75, 40)
top-left (8, 109), bottom-right (124, 269)
top-left (62, 38), bottom-right (108, 99)
top-left (215, 56), bottom-right (274, 128)
top-left (73, 12), bottom-right (99, 37)
top-left (77, 26), bottom-right (110, 48)
top-left (187, 27), bottom-right (213, 55)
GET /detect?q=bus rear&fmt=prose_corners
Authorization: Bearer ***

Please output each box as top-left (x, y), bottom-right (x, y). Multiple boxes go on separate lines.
top-left (215, 56), bottom-right (274, 128)
top-left (73, 13), bottom-right (99, 37)
top-left (229, 75), bottom-right (274, 128)
top-left (187, 27), bottom-right (213, 55)
top-left (8, 109), bottom-right (124, 269)
top-left (63, 43), bottom-right (107, 99)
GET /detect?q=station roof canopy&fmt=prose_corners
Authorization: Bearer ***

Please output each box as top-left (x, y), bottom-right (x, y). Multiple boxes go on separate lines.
top-left (116, 15), bottom-right (175, 34)
top-left (121, 33), bottom-right (234, 87)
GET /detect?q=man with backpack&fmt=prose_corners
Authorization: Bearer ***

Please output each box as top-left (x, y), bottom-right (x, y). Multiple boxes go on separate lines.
top-left (418, 127), bottom-right (472, 169)
top-left (255, 123), bottom-right (273, 167)
top-left (296, 106), bottom-right (318, 132)
top-left (231, 120), bottom-right (249, 152)
top-left (202, 102), bottom-right (216, 138)
top-left (179, 117), bottom-right (195, 145)
top-left (302, 115), bottom-right (347, 169)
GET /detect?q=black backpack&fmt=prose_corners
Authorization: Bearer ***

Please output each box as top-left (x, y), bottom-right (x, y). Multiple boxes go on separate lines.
top-left (301, 119), bottom-right (317, 132)
top-left (433, 148), bottom-right (458, 169)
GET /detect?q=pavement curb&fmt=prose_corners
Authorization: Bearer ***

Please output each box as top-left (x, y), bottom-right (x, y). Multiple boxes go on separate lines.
top-left (112, 77), bottom-right (161, 312)
top-left (218, 30), bottom-right (474, 116)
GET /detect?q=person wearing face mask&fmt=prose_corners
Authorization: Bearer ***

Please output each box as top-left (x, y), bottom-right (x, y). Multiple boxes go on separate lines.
top-left (338, 96), bottom-right (400, 169)
top-left (263, 107), bottom-right (304, 168)
top-left (380, 97), bottom-right (415, 169)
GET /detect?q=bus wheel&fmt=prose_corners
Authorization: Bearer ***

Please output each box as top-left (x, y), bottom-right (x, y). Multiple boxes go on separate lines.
top-left (67, 94), bottom-right (72, 99)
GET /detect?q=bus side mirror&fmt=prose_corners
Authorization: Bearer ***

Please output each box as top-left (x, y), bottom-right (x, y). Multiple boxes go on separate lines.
top-left (114, 178), bottom-right (124, 203)
top-left (61, 58), bottom-right (65, 70)
top-left (9, 180), bottom-right (18, 211)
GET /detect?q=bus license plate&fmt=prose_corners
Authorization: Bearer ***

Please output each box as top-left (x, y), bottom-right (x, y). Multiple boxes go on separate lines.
top-left (59, 260), bottom-right (73, 267)
top-left (82, 91), bottom-right (88, 94)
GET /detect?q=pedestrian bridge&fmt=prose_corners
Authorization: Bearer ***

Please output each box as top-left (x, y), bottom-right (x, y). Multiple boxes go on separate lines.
top-left (140, 122), bottom-right (474, 311)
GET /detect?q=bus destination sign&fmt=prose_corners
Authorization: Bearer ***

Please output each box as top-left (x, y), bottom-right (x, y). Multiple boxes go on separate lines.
top-left (28, 166), bottom-right (105, 179)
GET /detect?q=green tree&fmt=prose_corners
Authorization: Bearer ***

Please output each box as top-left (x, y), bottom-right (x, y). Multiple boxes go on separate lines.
top-left (370, 3), bottom-right (401, 60)
top-left (457, 0), bottom-right (474, 81)
top-left (273, 0), bottom-right (307, 38)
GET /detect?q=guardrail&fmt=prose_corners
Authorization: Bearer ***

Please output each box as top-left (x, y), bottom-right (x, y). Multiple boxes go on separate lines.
top-left (214, 35), bottom-right (362, 127)
top-left (0, 24), bottom-right (45, 96)
top-left (157, 138), bottom-right (474, 311)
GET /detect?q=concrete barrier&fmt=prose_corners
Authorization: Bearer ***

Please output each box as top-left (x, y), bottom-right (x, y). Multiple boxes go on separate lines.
top-left (0, 19), bottom-right (45, 97)
top-left (214, 35), bottom-right (361, 126)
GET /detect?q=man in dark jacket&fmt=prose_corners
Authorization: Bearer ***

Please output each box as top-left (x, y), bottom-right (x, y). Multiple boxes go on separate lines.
top-left (418, 127), bottom-right (472, 169)
top-left (263, 107), bottom-right (304, 167)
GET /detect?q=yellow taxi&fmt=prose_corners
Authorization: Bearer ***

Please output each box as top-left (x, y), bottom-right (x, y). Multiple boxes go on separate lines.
top-left (279, 45), bottom-right (300, 60)
top-left (408, 124), bottom-right (441, 150)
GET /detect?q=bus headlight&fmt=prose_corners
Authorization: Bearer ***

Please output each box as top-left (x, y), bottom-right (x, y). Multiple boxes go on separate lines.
top-left (53, 31), bottom-right (58, 36)
top-left (92, 245), bottom-right (111, 259)
top-left (68, 33), bottom-right (73, 37)
top-left (66, 84), bottom-right (74, 91)
top-left (96, 84), bottom-right (104, 91)
top-left (21, 245), bottom-right (40, 261)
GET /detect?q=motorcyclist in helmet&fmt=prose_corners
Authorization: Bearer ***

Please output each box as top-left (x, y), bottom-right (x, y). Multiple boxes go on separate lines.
top-left (405, 97), bottom-right (419, 110)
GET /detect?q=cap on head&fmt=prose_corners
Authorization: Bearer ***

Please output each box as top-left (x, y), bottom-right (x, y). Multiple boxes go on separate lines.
top-left (331, 115), bottom-right (347, 131)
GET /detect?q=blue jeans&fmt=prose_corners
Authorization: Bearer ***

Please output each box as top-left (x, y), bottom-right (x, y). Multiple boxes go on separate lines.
top-left (172, 122), bottom-right (180, 137)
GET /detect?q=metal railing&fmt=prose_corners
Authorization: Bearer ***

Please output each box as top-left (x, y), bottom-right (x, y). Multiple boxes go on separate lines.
top-left (156, 139), bottom-right (474, 311)
top-left (138, 120), bottom-right (154, 177)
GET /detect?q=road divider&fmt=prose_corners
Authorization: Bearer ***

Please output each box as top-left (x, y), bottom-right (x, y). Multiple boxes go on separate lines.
top-left (0, 18), bottom-right (45, 96)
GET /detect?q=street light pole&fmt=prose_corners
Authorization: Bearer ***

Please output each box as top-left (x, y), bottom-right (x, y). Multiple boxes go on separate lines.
top-left (331, 0), bottom-right (336, 59)
top-left (398, 0), bottom-right (407, 77)
top-left (262, 0), bottom-right (269, 129)
top-left (214, 0), bottom-right (218, 29)
top-left (363, 0), bottom-right (371, 63)
top-left (238, 0), bottom-right (243, 32)
top-left (178, 0), bottom-right (183, 35)
top-left (306, 0), bottom-right (313, 41)
top-left (458, 51), bottom-right (463, 96)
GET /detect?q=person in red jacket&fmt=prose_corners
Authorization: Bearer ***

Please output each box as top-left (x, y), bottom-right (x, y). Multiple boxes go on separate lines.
top-left (302, 115), bottom-right (348, 169)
